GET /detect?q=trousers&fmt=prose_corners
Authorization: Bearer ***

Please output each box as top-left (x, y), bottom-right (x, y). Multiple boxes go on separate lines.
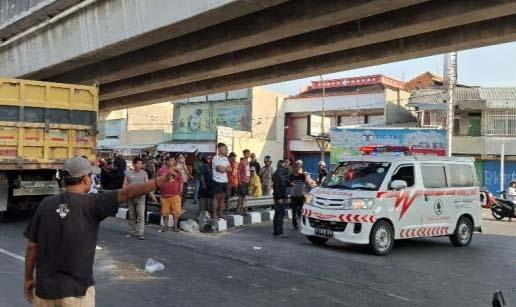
top-left (273, 198), bottom-right (286, 236)
top-left (290, 196), bottom-right (304, 228)
top-left (128, 197), bottom-right (146, 236)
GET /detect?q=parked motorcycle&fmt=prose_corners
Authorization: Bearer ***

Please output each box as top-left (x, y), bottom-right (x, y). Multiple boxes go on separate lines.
top-left (490, 192), bottom-right (516, 221)
top-left (480, 189), bottom-right (496, 209)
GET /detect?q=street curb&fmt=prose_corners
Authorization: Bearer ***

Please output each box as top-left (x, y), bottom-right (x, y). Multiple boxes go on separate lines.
top-left (114, 208), bottom-right (293, 232)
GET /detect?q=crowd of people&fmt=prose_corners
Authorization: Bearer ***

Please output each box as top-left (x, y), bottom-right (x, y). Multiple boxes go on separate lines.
top-left (88, 145), bottom-right (330, 237)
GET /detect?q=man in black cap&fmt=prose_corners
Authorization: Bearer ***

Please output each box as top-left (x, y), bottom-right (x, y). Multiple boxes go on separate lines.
top-left (23, 156), bottom-right (176, 306)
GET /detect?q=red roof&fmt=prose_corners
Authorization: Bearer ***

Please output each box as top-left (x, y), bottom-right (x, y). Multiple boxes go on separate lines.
top-left (300, 74), bottom-right (405, 94)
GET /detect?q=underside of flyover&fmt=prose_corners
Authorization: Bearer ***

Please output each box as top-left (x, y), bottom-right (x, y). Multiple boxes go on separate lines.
top-left (3, 0), bottom-right (516, 111)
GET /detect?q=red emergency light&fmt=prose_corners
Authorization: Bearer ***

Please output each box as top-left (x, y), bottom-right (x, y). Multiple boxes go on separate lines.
top-left (359, 145), bottom-right (413, 155)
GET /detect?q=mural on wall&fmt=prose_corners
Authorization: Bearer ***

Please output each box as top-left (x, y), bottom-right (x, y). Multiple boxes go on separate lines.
top-left (213, 102), bottom-right (251, 131)
top-left (329, 127), bottom-right (446, 163)
top-left (174, 100), bottom-right (251, 140)
top-left (176, 103), bottom-right (211, 134)
top-left (482, 160), bottom-right (516, 193)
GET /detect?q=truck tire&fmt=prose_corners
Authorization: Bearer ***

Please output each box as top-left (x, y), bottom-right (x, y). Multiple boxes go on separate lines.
top-left (306, 235), bottom-right (328, 245)
top-left (450, 216), bottom-right (473, 247)
top-left (369, 220), bottom-right (394, 256)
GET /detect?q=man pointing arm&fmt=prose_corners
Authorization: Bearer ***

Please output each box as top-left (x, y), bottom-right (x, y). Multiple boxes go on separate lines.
top-left (24, 156), bottom-right (174, 306)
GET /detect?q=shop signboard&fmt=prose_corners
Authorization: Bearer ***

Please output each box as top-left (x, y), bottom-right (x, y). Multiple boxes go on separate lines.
top-left (156, 142), bottom-right (216, 153)
top-left (216, 126), bottom-right (234, 152)
top-left (307, 114), bottom-right (331, 137)
top-left (330, 127), bottom-right (446, 163)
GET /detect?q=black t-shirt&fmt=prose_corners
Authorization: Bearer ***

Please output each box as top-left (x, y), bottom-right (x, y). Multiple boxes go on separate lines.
top-left (250, 161), bottom-right (261, 175)
top-left (198, 164), bottom-right (214, 198)
top-left (318, 169), bottom-right (328, 184)
top-left (272, 169), bottom-right (289, 199)
top-left (24, 190), bottom-right (119, 300)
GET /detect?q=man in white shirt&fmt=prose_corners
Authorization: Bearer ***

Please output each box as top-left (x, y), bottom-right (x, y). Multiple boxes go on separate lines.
top-left (212, 143), bottom-right (231, 220)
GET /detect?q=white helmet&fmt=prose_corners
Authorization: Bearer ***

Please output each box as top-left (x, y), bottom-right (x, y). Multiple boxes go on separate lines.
top-left (319, 161), bottom-right (326, 167)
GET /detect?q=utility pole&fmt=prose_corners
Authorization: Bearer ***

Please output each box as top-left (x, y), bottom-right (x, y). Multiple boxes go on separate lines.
top-left (444, 52), bottom-right (457, 157)
top-left (320, 75), bottom-right (326, 162)
top-left (500, 142), bottom-right (505, 197)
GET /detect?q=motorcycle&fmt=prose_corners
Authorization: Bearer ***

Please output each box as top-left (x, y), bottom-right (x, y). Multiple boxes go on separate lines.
top-left (480, 189), bottom-right (496, 209)
top-left (490, 192), bottom-right (516, 221)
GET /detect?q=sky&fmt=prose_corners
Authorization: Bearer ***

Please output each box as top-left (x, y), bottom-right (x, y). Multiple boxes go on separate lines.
top-left (263, 41), bottom-right (516, 96)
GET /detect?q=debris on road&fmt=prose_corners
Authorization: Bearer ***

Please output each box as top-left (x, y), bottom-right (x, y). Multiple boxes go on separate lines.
top-left (144, 258), bottom-right (165, 273)
top-left (180, 219), bottom-right (200, 233)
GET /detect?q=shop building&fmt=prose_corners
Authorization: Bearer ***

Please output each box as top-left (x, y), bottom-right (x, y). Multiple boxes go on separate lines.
top-left (409, 86), bottom-right (516, 192)
top-left (164, 87), bottom-right (285, 163)
top-left (97, 102), bottom-right (173, 156)
top-left (284, 74), bottom-right (414, 177)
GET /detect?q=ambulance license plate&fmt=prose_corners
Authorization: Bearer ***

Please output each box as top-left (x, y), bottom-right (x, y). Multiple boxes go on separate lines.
top-left (315, 228), bottom-right (333, 238)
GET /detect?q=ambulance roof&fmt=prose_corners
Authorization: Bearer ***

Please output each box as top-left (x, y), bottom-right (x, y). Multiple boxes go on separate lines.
top-left (336, 155), bottom-right (475, 163)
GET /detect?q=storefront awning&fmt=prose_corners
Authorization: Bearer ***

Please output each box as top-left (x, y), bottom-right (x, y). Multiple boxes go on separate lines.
top-left (156, 142), bottom-right (216, 153)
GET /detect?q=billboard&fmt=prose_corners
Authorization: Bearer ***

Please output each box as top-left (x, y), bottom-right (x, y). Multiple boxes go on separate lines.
top-left (330, 127), bottom-right (446, 163)
top-left (216, 126), bottom-right (234, 152)
top-left (307, 115), bottom-right (331, 136)
top-left (176, 103), bottom-right (211, 134)
top-left (213, 102), bottom-right (251, 131)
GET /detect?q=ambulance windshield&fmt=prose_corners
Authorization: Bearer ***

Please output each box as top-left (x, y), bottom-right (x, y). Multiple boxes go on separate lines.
top-left (322, 161), bottom-right (390, 191)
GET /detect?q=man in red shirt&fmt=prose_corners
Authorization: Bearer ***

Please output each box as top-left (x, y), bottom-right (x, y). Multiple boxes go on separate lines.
top-left (158, 156), bottom-right (183, 232)
top-left (237, 149), bottom-right (251, 214)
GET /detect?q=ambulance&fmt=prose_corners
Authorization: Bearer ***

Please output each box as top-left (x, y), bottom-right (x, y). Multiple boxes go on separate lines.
top-left (301, 147), bottom-right (482, 255)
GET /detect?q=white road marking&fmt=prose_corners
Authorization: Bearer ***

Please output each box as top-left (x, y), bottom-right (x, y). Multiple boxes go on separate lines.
top-left (0, 248), bottom-right (25, 261)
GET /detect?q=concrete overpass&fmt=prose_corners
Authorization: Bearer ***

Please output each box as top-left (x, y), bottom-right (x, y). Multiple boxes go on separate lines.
top-left (2, 0), bottom-right (516, 111)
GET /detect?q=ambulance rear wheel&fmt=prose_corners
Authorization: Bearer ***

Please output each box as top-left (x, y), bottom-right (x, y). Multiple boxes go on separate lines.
top-left (307, 236), bottom-right (328, 245)
top-left (369, 220), bottom-right (394, 256)
top-left (450, 216), bottom-right (473, 247)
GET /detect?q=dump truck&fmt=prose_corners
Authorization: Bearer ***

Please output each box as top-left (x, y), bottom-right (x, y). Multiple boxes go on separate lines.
top-left (0, 78), bottom-right (98, 213)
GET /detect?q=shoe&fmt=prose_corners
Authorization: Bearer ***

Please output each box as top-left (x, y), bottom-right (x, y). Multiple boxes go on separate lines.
top-left (138, 236), bottom-right (145, 240)
top-left (173, 227), bottom-right (180, 232)
top-left (273, 234), bottom-right (289, 238)
top-left (158, 228), bottom-right (166, 233)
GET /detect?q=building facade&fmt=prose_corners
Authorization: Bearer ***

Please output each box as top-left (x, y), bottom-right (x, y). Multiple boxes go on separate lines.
top-left (284, 74), bottom-right (414, 177)
top-left (409, 87), bottom-right (516, 192)
top-left (168, 87), bottom-right (285, 163)
top-left (97, 102), bottom-right (174, 155)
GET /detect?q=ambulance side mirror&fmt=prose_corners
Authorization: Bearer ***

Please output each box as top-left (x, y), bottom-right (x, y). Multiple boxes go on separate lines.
top-left (391, 180), bottom-right (408, 190)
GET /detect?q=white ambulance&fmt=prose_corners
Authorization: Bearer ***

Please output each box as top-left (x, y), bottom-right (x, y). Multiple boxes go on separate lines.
top-left (301, 154), bottom-right (482, 255)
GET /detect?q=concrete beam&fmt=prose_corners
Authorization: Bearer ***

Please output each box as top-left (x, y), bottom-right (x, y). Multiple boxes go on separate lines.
top-left (99, 0), bottom-right (516, 101)
top-left (49, 0), bottom-right (426, 84)
top-left (0, 0), bottom-right (83, 40)
top-left (100, 14), bottom-right (516, 111)
top-left (0, 0), bottom-right (286, 78)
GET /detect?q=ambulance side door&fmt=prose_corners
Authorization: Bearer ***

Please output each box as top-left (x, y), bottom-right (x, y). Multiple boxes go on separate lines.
top-left (420, 163), bottom-right (451, 233)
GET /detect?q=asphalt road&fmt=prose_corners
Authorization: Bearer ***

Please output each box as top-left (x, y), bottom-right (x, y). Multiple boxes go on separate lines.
top-left (0, 212), bottom-right (515, 307)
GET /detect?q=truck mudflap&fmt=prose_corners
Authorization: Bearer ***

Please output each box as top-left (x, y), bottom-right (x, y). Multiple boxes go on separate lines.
top-left (0, 181), bottom-right (7, 212)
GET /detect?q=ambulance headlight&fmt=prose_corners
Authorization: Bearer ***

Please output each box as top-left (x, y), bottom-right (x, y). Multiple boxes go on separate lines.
top-left (304, 194), bottom-right (313, 205)
top-left (351, 198), bottom-right (375, 209)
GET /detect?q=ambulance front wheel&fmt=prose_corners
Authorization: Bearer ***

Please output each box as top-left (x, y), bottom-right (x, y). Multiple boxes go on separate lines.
top-left (306, 236), bottom-right (328, 245)
top-left (369, 220), bottom-right (394, 256)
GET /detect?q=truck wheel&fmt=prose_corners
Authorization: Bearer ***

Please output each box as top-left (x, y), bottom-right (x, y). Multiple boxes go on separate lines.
top-left (450, 216), bottom-right (473, 247)
top-left (369, 220), bottom-right (394, 256)
top-left (306, 235), bottom-right (328, 245)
